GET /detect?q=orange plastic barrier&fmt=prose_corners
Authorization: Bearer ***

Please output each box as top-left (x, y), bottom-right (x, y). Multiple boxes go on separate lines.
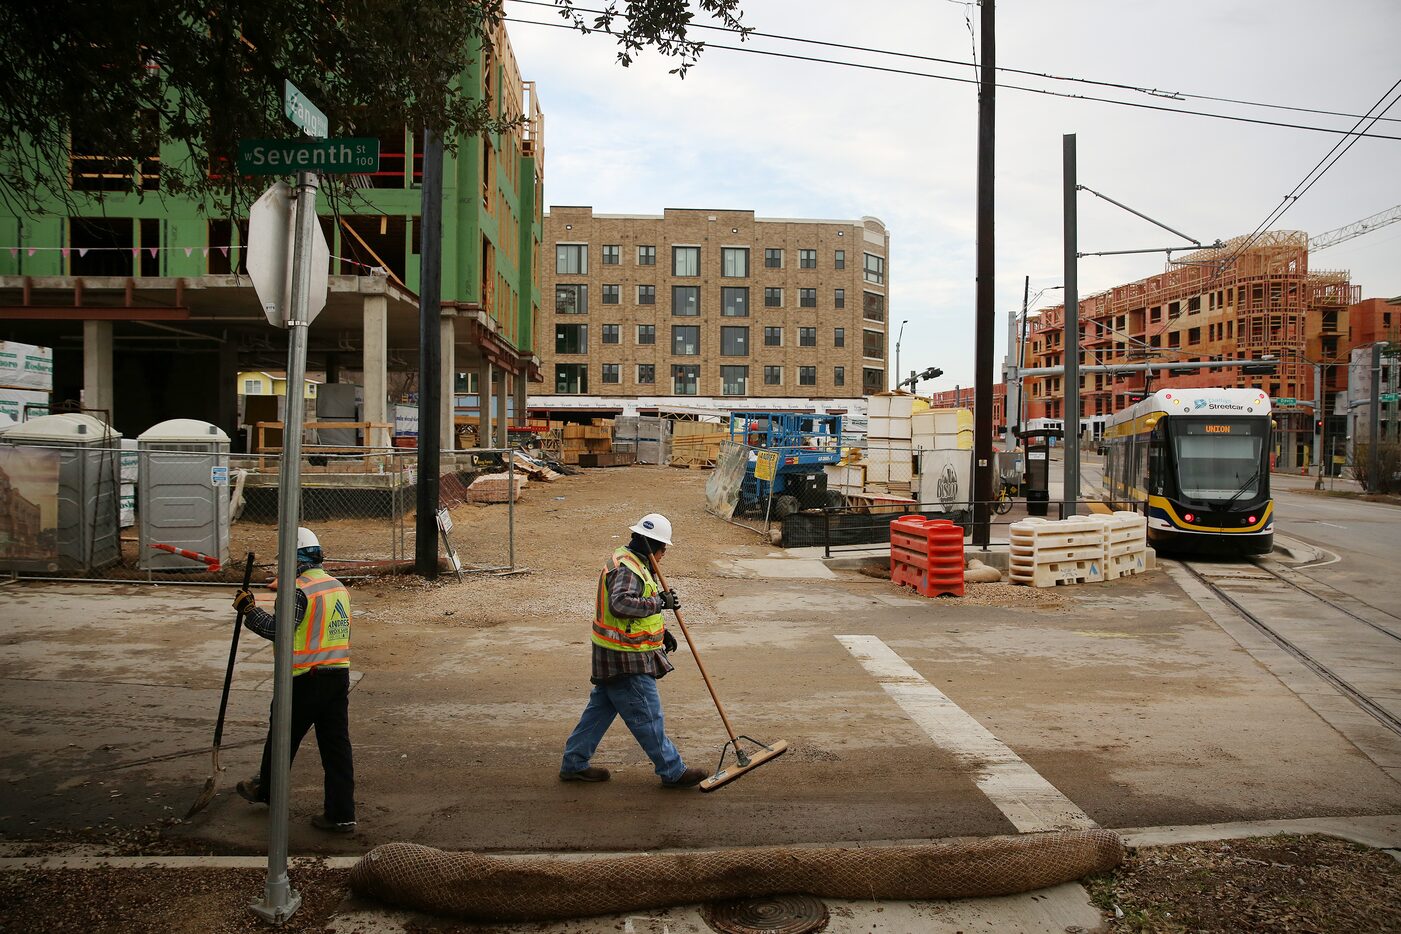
top-left (889, 516), bottom-right (965, 598)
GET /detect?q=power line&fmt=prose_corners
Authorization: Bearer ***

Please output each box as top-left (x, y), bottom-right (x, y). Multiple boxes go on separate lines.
top-left (504, 14), bottom-right (1401, 141)
top-left (510, 0), bottom-right (1401, 127)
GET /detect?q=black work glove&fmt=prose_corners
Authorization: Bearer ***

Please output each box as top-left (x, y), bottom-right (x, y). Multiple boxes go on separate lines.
top-left (663, 629), bottom-right (679, 654)
top-left (657, 588), bottom-right (681, 611)
top-left (232, 589), bottom-right (256, 613)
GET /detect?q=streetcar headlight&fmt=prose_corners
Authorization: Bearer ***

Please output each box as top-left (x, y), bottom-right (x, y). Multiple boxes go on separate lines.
top-left (1183, 512), bottom-right (1195, 523)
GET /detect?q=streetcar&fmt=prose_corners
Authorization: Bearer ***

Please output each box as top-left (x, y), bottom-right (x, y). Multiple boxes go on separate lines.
top-left (1102, 388), bottom-right (1273, 555)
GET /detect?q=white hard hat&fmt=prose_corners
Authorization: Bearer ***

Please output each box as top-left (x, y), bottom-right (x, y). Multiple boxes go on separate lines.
top-left (629, 513), bottom-right (673, 546)
top-left (297, 527), bottom-right (320, 550)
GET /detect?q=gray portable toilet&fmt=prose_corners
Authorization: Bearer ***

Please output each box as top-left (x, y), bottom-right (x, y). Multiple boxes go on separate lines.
top-left (137, 419), bottom-right (231, 571)
top-left (0, 413), bottom-right (122, 572)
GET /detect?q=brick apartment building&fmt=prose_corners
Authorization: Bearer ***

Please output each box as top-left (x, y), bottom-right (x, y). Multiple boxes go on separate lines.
top-left (1022, 231), bottom-right (1360, 469)
top-left (532, 207), bottom-right (889, 416)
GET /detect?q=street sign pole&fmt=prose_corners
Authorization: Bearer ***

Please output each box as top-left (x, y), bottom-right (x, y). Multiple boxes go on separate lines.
top-left (250, 170), bottom-right (318, 925)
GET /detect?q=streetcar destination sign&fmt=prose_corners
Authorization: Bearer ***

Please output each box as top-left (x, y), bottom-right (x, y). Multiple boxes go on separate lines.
top-left (236, 138), bottom-right (379, 175)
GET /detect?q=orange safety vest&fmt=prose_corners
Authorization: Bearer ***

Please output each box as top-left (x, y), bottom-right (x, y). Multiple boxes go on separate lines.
top-left (293, 568), bottom-right (351, 675)
top-left (590, 547), bottom-right (666, 653)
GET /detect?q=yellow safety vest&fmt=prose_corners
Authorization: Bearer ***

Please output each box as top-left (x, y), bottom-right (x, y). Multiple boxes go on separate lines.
top-left (591, 547), bottom-right (665, 653)
top-left (293, 568), bottom-right (351, 675)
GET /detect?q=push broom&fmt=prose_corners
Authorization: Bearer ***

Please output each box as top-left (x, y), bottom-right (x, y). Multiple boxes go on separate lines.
top-left (646, 553), bottom-right (787, 792)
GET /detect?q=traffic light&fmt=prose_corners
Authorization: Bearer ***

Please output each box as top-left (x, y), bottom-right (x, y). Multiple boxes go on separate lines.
top-left (919, 366), bottom-right (944, 381)
top-left (1315, 418), bottom-right (1324, 434)
top-left (1242, 359), bottom-right (1278, 376)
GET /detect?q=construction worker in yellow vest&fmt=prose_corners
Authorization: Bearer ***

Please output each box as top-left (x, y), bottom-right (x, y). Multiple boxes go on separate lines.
top-left (232, 527), bottom-right (357, 833)
top-left (560, 513), bottom-right (707, 789)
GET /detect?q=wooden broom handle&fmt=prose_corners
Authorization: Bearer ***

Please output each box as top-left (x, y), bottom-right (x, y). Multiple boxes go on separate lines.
top-left (647, 553), bottom-right (741, 747)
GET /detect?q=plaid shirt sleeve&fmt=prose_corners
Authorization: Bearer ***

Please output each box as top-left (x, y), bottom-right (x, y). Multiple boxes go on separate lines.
top-left (607, 563), bottom-right (665, 619)
top-left (243, 589), bottom-right (308, 642)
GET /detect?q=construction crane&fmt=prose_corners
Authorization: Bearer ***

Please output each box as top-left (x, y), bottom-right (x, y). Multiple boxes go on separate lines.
top-left (1309, 204), bottom-right (1401, 252)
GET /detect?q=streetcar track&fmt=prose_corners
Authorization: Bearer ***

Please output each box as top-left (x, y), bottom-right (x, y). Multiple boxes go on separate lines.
top-left (1178, 560), bottom-right (1401, 740)
top-left (1248, 558), bottom-right (1401, 642)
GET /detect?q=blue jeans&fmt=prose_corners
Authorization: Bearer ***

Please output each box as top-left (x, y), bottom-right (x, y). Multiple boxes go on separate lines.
top-left (561, 675), bottom-right (687, 782)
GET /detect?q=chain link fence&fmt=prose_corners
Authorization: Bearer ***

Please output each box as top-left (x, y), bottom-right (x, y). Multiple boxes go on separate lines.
top-left (0, 442), bottom-right (519, 584)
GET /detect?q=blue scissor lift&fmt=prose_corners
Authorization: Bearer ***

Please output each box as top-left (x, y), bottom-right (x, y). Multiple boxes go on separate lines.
top-left (728, 412), bottom-right (845, 517)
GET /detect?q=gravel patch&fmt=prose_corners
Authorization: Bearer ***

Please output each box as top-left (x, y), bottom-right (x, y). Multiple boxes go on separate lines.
top-left (1086, 834), bottom-right (1401, 932)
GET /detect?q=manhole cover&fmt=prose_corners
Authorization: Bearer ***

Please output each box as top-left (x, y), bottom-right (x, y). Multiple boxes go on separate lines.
top-left (701, 894), bottom-right (830, 934)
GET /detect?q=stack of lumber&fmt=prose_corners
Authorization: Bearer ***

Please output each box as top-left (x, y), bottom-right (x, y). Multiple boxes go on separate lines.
top-left (865, 392), bottom-right (916, 495)
top-left (668, 420), bottom-right (726, 469)
top-left (561, 419), bottom-right (614, 466)
top-left (466, 472), bottom-right (527, 504)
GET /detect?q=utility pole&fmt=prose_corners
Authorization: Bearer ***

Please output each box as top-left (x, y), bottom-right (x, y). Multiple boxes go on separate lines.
top-left (971, 0), bottom-right (996, 548)
top-left (1062, 134), bottom-right (1081, 519)
top-left (415, 130), bottom-right (444, 578)
top-left (1313, 362), bottom-right (1324, 490)
top-left (1369, 341), bottom-right (1382, 492)
top-left (895, 319), bottom-right (909, 389)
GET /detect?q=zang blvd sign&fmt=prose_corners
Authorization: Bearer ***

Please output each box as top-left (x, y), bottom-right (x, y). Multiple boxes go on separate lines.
top-left (236, 138), bottom-right (379, 175)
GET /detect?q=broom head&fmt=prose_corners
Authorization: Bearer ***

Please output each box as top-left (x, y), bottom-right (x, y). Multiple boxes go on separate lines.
top-left (700, 739), bottom-right (788, 792)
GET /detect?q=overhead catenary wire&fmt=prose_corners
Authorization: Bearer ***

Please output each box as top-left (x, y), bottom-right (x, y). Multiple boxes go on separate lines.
top-left (510, 0), bottom-right (1401, 129)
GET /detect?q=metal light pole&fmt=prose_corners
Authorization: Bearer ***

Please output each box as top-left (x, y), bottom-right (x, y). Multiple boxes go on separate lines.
top-left (250, 170), bottom-right (317, 925)
top-left (1369, 341), bottom-right (1382, 491)
top-left (895, 320), bottom-right (909, 390)
top-left (1062, 134), bottom-right (1081, 518)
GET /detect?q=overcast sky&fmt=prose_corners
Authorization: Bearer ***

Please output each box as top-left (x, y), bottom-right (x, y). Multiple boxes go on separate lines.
top-left (504, 0), bottom-right (1401, 389)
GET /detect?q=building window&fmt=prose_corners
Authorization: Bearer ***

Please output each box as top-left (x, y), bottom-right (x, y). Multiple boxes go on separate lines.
top-left (672, 245), bottom-right (700, 276)
top-left (764, 287), bottom-right (783, 308)
top-left (799, 327), bottom-right (817, 347)
top-left (799, 249), bottom-right (817, 269)
top-left (601, 363), bottom-right (620, 384)
top-left (863, 367), bottom-right (884, 394)
top-left (636, 324), bottom-right (656, 345)
top-left (863, 329), bottom-right (885, 359)
top-left (602, 324), bottom-right (620, 344)
top-left (243, 378), bottom-right (261, 394)
top-left (637, 284), bottom-right (656, 305)
top-left (637, 363), bottom-right (655, 384)
top-left (764, 365), bottom-right (782, 386)
top-left (863, 252), bottom-right (885, 284)
top-left (555, 324), bottom-right (588, 354)
top-left (672, 285), bottom-right (699, 316)
top-left (1188, 327), bottom-right (1201, 345)
top-left (556, 284), bottom-right (587, 315)
top-left (834, 288), bottom-right (845, 309)
top-left (721, 247), bottom-right (749, 278)
top-left (834, 366), bottom-right (845, 387)
top-left (799, 288), bottom-right (817, 308)
top-left (764, 248), bottom-right (783, 268)
top-left (721, 326), bottom-right (749, 356)
top-left (722, 287), bottom-right (750, 317)
top-left (556, 243), bottom-right (587, 275)
top-left (638, 245), bottom-right (656, 266)
top-left (721, 365), bottom-right (749, 396)
top-left (602, 284), bottom-right (620, 304)
top-left (602, 244), bottom-right (620, 265)
top-left (672, 364), bottom-right (699, 395)
top-left (834, 327), bottom-right (845, 347)
top-left (672, 325), bottom-right (700, 356)
top-left (799, 366), bottom-right (816, 386)
top-left (863, 291), bottom-right (885, 322)
top-left (834, 249), bottom-right (845, 269)
top-left (555, 364), bottom-right (587, 394)
top-left (763, 326), bottom-right (782, 346)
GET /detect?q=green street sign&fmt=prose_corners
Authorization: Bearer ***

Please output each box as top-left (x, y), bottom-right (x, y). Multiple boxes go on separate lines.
top-left (283, 80), bottom-right (328, 138)
top-left (1275, 397), bottom-right (1297, 406)
top-left (1382, 392), bottom-right (1399, 403)
top-left (236, 138), bottom-right (379, 175)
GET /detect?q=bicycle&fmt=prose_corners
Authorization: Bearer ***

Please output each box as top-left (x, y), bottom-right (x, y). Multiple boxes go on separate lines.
top-left (993, 483), bottom-right (1015, 516)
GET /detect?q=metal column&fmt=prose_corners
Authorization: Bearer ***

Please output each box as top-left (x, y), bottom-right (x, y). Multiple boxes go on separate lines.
top-left (1062, 134), bottom-right (1081, 518)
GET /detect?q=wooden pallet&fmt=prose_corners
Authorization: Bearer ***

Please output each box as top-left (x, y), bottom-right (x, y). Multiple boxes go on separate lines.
top-left (668, 458), bottom-right (715, 469)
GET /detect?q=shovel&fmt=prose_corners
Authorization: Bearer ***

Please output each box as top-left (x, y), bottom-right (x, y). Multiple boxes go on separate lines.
top-left (184, 551), bottom-right (255, 818)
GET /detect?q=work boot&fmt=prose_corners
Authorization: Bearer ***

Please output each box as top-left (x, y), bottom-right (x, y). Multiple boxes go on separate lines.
top-left (236, 777), bottom-right (267, 804)
top-left (559, 766), bottom-right (611, 783)
top-left (661, 767), bottom-right (707, 789)
top-left (311, 814), bottom-right (357, 834)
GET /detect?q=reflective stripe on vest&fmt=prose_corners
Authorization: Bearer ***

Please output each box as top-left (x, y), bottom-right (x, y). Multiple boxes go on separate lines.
top-left (591, 547), bottom-right (665, 653)
top-left (294, 568), bottom-right (351, 674)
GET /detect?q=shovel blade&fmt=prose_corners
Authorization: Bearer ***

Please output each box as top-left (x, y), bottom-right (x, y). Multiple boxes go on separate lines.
top-left (184, 776), bottom-right (217, 819)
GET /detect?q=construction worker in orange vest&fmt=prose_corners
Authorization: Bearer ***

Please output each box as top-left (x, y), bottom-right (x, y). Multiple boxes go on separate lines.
top-left (232, 527), bottom-right (357, 833)
top-left (560, 513), bottom-right (707, 789)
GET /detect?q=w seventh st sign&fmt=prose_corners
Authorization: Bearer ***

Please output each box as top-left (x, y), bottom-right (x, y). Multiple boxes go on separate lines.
top-left (236, 138), bottom-right (380, 175)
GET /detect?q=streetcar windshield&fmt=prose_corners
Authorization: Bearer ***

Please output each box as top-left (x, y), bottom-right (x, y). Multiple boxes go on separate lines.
top-left (1170, 418), bottom-right (1268, 501)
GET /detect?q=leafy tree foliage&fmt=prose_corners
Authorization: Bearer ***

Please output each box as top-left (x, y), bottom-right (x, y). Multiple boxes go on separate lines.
top-left (0, 0), bottom-right (746, 214)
